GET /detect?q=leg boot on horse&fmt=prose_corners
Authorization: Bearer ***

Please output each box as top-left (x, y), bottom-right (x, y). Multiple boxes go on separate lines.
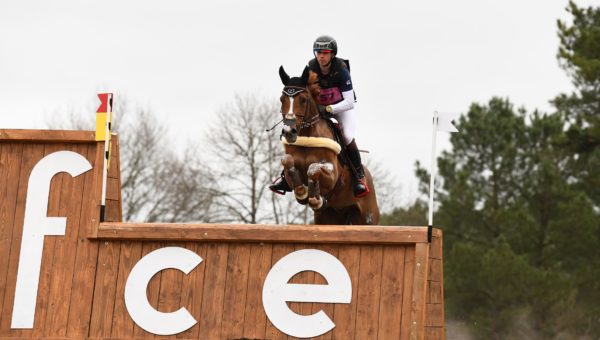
top-left (346, 139), bottom-right (370, 198)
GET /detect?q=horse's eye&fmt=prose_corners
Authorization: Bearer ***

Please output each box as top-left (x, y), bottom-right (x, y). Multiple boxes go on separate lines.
top-left (299, 97), bottom-right (306, 104)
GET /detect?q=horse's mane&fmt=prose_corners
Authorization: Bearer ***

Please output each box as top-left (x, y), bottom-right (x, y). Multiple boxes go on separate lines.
top-left (307, 71), bottom-right (320, 100)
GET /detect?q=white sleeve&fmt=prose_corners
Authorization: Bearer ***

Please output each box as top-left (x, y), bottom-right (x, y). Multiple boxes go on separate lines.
top-left (330, 90), bottom-right (355, 114)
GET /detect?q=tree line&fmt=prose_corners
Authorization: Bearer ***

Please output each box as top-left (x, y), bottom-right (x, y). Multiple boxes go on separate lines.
top-left (383, 2), bottom-right (600, 338)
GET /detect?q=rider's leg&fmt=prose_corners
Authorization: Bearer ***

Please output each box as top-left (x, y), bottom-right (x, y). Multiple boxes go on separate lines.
top-left (346, 139), bottom-right (369, 197)
top-left (336, 110), bottom-right (370, 198)
top-left (269, 170), bottom-right (292, 195)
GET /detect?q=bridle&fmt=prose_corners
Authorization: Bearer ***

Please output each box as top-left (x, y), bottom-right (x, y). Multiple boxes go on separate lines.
top-left (281, 86), bottom-right (320, 132)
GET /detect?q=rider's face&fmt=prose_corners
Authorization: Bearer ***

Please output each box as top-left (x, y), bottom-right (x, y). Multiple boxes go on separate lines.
top-left (316, 51), bottom-right (333, 67)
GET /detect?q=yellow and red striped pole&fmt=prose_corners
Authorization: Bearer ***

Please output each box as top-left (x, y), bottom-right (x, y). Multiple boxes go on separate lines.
top-left (96, 93), bottom-right (113, 222)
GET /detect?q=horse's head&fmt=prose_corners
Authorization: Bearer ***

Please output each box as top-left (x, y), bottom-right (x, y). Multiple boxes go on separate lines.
top-left (279, 65), bottom-right (320, 143)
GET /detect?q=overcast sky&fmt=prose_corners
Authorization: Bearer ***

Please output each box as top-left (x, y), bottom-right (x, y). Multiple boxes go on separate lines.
top-left (1, 0), bottom-right (599, 205)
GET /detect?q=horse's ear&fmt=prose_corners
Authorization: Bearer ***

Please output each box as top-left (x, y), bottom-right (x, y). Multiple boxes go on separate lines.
top-left (300, 66), bottom-right (309, 85)
top-left (279, 66), bottom-right (290, 85)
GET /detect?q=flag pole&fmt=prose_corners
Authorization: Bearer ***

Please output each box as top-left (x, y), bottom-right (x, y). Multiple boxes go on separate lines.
top-left (100, 94), bottom-right (113, 222)
top-left (427, 111), bottom-right (439, 243)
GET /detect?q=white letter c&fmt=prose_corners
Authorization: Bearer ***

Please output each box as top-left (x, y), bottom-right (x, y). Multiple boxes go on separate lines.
top-left (124, 247), bottom-right (202, 335)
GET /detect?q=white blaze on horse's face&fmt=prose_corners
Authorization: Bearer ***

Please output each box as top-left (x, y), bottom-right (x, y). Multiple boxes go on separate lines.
top-left (285, 96), bottom-right (295, 120)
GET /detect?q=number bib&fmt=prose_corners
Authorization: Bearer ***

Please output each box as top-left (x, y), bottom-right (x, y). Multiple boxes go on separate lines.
top-left (318, 87), bottom-right (343, 105)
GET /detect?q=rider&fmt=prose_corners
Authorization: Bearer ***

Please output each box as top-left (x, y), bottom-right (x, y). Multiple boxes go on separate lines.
top-left (269, 35), bottom-right (370, 198)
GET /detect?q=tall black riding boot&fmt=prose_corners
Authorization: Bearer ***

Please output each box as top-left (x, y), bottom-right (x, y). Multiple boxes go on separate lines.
top-left (269, 170), bottom-right (292, 195)
top-left (346, 139), bottom-right (370, 198)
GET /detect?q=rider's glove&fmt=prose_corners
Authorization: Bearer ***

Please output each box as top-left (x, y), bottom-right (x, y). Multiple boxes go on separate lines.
top-left (318, 105), bottom-right (328, 116)
top-left (318, 105), bottom-right (334, 118)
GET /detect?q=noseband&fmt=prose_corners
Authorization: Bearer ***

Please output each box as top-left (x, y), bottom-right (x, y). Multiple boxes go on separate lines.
top-left (282, 86), bottom-right (320, 131)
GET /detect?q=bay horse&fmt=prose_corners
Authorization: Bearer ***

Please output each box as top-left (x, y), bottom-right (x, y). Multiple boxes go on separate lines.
top-left (277, 65), bottom-right (379, 225)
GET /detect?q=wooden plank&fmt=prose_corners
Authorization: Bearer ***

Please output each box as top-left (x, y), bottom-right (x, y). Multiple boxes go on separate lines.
top-left (177, 242), bottom-right (208, 339)
top-left (132, 242), bottom-right (164, 338)
top-left (427, 281), bottom-right (443, 305)
top-left (400, 245), bottom-right (416, 340)
top-left (425, 304), bottom-right (444, 327)
top-left (88, 241), bottom-right (121, 338)
top-left (354, 245), bottom-right (384, 340)
top-left (107, 138), bottom-right (120, 180)
top-left (220, 243), bottom-right (251, 339)
top-left (66, 143), bottom-right (102, 337)
top-left (0, 129), bottom-right (96, 143)
top-left (113, 138), bottom-right (123, 224)
top-left (44, 143), bottom-right (89, 337)
top-left (409, 243), bottom-right (430, 340)
top-left (0, 143), bottom-right (23, 335)
top-left (197, 243), bottom-right (229, 340)
top-left (428, 258), bottom-right (443, 283)
top-left (424, 326), bottom-right (444, 340)
top-left (104, 200), bottom-right (121, 223)
top-left (264, 243), bottom-right (295, 340)
top-left (242, 242), bottom-right (272, 339)
top-left (331, 245), bottom-right (360, 340)
top-left (81, 139), bottom-right (104, 239)
top-left (310, 244), bottom-right (339, 340)
top-left (429, 234), bottom-right (443, 260)
top-left (377, 245), bottom-right (406, 340)
top-left (435, 235), bottom-right (445, 339)
top-left (111, 241), bottom-right (143, 338)
top-left (97, 223), bottom-right (430, 244)
top-left (105, 177), bottom-right (121, 201)
top-left (156, 242), bottom-right (185, 333)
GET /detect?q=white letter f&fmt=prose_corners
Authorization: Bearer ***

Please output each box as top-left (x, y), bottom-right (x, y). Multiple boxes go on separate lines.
top-left (11, 151), bottom-right (92, 328)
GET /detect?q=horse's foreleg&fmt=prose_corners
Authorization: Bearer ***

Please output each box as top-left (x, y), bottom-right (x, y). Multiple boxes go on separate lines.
top-left (307, 162), bottom-right (334, 210)
top-left (281, 154), bottom-right (308, 203)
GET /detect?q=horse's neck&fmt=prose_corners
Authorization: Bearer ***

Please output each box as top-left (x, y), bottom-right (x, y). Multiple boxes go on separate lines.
top-left (299, 94), bottom-right (335, 139)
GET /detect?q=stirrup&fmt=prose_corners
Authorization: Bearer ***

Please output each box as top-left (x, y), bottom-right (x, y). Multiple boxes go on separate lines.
top-left (269, 176), bottom-right (291, 195)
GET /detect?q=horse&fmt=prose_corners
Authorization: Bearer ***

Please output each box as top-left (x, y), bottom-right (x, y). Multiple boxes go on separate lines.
top-left (277, 65), bottom-right (380, 225)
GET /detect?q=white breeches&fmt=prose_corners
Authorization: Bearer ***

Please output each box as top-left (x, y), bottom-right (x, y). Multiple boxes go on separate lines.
top-left (335, 108), bottom-right (356, 145)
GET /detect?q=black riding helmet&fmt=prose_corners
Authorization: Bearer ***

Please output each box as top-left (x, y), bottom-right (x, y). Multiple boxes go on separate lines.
top-left (313, 35), bottom-right (337, 55)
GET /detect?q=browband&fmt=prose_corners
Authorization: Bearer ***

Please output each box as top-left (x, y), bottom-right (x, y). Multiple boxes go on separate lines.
top-left (282, 86), bottom-right (306, 96)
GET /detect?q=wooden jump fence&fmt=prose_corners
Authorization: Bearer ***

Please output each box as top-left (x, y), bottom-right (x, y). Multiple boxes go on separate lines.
top-left (0, 129), bottom-right (445, 339)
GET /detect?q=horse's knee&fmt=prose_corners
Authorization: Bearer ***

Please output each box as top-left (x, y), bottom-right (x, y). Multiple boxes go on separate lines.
top-left (281, 154), bottom-right (294, 169)
top-left (307, 163), bottom-right (322, 180)
top-left (307, 161), bottom-right (333, 180)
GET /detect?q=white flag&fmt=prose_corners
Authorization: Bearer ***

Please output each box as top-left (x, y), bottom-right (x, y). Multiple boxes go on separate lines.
top-left (437, 111), bottom-right (459, 133)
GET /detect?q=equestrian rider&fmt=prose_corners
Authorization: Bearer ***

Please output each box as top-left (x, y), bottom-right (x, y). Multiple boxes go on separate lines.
top-left (270, 35), bottom-right (370, 198)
